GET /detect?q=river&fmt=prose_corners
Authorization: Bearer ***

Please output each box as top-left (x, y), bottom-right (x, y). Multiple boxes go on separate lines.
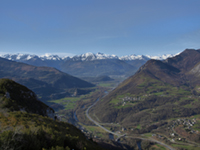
top-left (73, 111), bottom-right (79, 122)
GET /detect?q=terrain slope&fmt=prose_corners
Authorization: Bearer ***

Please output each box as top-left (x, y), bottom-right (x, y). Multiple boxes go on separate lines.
top-left (91, 49), bottom-right (200, 127)
top-left (0, 58), bottom-right (94, 99)
top-left (0, 78), bottom-right (104, 150)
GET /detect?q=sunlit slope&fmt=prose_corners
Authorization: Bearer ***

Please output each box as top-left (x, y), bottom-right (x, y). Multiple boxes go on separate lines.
top-left (91, 49), bottom-right (200, 126)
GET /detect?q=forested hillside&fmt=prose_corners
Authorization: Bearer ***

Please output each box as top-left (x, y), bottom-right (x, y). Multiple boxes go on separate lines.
top-left (0, 78), bottom-right (104, 150)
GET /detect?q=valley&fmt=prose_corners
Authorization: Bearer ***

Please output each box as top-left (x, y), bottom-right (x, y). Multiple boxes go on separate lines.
top-left (1, 49), bottom-right (200, 150)
top-left (1, 0), bottom-right (199, 149)
top-left (48, 76), bottom-right (200, 150)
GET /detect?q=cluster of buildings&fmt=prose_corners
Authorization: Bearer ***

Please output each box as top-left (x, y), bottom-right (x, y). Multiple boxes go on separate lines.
top-left (170, 118), bottom-right (198, 133)
top-left (121, 96), bottom-right (141, 102)
top-left (167, 118), bottom-right (199, 142)
top-left (151, 118), bottom-right (199, 144)
top-left (120, 96), bottom-right (141, 106)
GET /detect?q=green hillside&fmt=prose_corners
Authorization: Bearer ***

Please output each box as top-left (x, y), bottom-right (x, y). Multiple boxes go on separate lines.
top-left (0, 78), bottom-right (104, 150)
top-left (91, 49), bottom-right (200, 127)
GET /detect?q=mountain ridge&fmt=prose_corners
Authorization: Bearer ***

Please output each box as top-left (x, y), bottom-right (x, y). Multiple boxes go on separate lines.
top-left (91, 49), bottom-right (200, 127)
top-left (0, 57), bottom-right (94, 100)
top-left (0, 52), bottom-right (176, 61)
top-left (0, 78), bottom-right (54, 117)
top-left (0, 52), bottom-right (176, 77)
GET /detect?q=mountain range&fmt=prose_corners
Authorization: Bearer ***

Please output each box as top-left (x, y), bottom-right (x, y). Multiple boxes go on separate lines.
top-left (0, 52), bottom-right (176, 77)
top-left (91, 49), bottom-right (200, 128)
top-left (1, 49), bottom-right (200, 149)
top-left (0, 52), bottom-right (175, 61)
top-left (0, 57), bottom-right (94, 101)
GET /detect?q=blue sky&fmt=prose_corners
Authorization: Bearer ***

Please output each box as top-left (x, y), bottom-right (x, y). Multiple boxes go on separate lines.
top-left (0, 0), bottom-right (200, 56)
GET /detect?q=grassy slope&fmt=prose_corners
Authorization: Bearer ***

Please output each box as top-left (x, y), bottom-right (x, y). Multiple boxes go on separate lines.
top-left (0, 111), bottom-right (104, 150)
top-left (91, 52), bottom-right (200, 126)
top-left (0, 78), bottom-right (104, 150)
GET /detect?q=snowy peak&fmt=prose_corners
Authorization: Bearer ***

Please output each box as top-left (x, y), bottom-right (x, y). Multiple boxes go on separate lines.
top-left (1, 53), bottom-right (40, 61)
top-left (1, 54), bottom-right (34, 61)
top-left (71, 52), bottom-right (118, 61)
top-left (145, 54), bottom-right (175, 60)
top-left (120, 54), bottom-right (149, 61)
top-left (71, 52), bottom-right (175, 61)
top-left (0, 52), bottom-right (175, 62)
top-left (0, 53), bottom-right (71, 61)
top-left (96, 52), bottom-right (118, 60)
top-left (120, 54), bottom-right (175, 61)
top-left (73, 52), bottom-right (97, 61)
top-left (40, 54), bottom-right (62, 61)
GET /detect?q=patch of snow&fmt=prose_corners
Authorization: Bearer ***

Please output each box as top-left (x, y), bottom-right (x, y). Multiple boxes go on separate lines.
top-left (96, 52), bottom-right (118, 59)
top-left (26, 55), bottom-right (33, 60)
top-left (119, 54), bottom-right (149, 60)
top-left (145, 54), bottom-right (175, 60)
top-left (40, 54), bottom-right (61, 61)
top-left (16, 53), bottom-right (25, 60)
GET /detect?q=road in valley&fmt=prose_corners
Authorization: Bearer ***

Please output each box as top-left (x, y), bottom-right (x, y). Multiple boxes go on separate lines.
top-left (86, 97), bottom-right (175, 150)
top-left (86, 98), bottom-right (125, 138)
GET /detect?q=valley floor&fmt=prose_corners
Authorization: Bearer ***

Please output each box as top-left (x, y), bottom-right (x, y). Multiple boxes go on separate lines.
top-left (48, 79), bottom-right (200, 150)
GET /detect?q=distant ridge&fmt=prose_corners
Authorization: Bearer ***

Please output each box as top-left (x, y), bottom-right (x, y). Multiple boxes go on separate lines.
top-left (0, 52), bottom-right (176, 77)
top-left (0, 57), bottom-right (94, 100)
top-left (0, 52), bottom-right (176, 61)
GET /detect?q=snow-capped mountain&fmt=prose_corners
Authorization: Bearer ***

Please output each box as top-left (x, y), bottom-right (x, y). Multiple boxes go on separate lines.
top-left (1, 53), bottom-right (71, 61)
top-left (71, 52), bottom-right (119, 61)
top-left (145, 54), bottom-right (175, 60)
top-left (119, 54), bottom-right (149, 61)
top-left (40, 54), bottom-right (62, 61)
top-left (0, 52), bottom-right (175, 62)
top-left (0, 52), bottom-right (176, 77)
top-left (71, 52), bottom-right (175, 61)
top-left (2, 54), bottom-right (39, 61)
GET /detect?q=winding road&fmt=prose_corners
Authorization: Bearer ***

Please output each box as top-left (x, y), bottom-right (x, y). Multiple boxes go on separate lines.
top-left (86, 98), bottom-right (125, 138)
top-left (86, 97), bottom-right (175, 150)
